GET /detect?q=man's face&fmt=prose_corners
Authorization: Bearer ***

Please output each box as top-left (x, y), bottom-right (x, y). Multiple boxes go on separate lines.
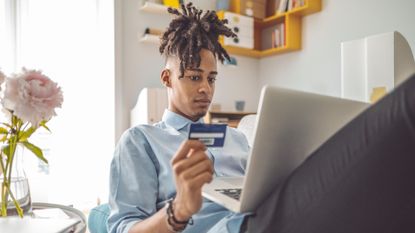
top-left (162, 49), bottom-right (217, 121)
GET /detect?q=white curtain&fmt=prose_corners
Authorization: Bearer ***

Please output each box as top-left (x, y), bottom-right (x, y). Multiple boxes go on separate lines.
top-left (0, 0), bottom-right (15, 73)
top-left (0, 0), bottom-right (114, 210)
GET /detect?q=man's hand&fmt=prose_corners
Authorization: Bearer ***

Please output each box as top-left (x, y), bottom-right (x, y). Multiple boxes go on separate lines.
top-left (171, 140), bottom-right (214, 221)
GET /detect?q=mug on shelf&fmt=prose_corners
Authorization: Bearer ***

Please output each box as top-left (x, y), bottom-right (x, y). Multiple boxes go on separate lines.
top-left (235, 100), bottom-right (245, 111)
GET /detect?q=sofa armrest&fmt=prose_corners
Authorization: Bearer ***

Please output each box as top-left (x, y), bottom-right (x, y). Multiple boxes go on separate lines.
top-left (88, 204), bottom-right (110, 233)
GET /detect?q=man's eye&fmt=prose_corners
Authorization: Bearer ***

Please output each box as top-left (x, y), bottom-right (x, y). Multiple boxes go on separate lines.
top-left (188, 75), bottom-right (201, 81)
top-left (208, 77), bottom-right (216, 84)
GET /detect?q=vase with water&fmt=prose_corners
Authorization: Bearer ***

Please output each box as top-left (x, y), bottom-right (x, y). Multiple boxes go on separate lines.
top-left (0, 145), bottom-right (32, 217)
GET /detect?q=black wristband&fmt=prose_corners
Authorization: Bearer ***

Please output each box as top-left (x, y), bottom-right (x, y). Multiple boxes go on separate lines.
top-left (165, 198), bottom-right (194, 232)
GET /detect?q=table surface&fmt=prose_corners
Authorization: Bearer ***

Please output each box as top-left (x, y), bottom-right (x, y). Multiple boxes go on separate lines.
top-left (33, 202), bottom-right (87, 233)
top-left (0, 202), bottom-right (87, 233)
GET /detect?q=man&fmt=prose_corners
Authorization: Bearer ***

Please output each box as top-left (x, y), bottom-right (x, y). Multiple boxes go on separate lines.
top-left (108, 3), bottom-right (249, 233)
top-left (108, 3), bottom-right (415, 233)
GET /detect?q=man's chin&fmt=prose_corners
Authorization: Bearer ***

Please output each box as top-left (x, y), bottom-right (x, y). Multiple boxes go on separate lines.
top-left (195, 111), bottom-right (207, 119)
top-left (193, 109), bottom-right (208, 120)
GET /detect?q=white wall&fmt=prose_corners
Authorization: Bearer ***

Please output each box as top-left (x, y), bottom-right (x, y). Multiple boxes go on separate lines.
top-left (215, 56), bottom-right (260, 112)
top-left (259, 0), bottom-right (415, 97)
top-left (115, 0), bottom-right (260, 139)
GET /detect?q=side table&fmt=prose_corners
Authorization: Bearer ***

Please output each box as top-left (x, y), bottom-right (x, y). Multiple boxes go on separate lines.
top-left (33, 202), bottom-right (87, 233)
top-left (0, 202), bottom-right (87, 233)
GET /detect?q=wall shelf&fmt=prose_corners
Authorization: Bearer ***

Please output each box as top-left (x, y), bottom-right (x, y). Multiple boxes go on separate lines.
top-left (139, 34), bottom-right (160, 44)
top-left (223, 46), bottom-right (262, 58)
top-left (219, 0), bottom-right (322, 58)
top-left (204, 111), bottom-right (256, 128)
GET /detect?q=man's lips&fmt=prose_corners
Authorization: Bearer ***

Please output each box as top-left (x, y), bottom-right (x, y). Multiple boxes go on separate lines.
top-left (194, 99), bottom-right (211, 105)
top-left (195, 99), bottom-right (211, 103)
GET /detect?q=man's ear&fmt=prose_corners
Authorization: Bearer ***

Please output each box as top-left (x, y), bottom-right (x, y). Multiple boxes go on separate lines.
top-left (161, 69), bottom-right (172, 87)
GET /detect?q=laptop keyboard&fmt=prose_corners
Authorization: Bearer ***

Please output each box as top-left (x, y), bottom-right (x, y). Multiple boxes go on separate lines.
top-left (215, 188), bottom-right (242, 201)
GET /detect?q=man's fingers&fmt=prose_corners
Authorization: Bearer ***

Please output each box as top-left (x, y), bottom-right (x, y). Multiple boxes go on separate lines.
top-left (172, 140), bottom-right (206, 164)
top-left (187, 171), bottom-right (213, 190)
top-left (172, 150), bottom-right (210, 175)
top-left (180, 158), bottom-right (214, 180)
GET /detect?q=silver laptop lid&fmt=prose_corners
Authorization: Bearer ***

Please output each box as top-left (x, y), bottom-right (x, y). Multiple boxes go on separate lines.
top-left (239, 85), bottom-right (368, 212)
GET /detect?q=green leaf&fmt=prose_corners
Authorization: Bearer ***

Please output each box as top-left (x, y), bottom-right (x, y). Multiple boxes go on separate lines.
top-left (0, 127), bottom-right (8, 134)
top-left (2, 123), bottom-right (12, 129)
top-left (11, 115), bottom-right (17, 126)
top-left (21, 142), bottom-right (48, 164)
top-left (18, 127), bottom-right (36, 141)
top-left (2, 145), bottom-right (10, 158)
top-left (40, 121), bottom-right (51, 132)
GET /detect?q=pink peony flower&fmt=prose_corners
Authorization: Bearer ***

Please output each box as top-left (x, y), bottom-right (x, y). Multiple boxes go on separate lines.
top-left (2, 68), bottom-right (63, 127)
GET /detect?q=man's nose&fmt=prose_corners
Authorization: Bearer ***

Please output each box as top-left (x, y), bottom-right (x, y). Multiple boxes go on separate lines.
top-left (198, 78), bottom-right (212, 94)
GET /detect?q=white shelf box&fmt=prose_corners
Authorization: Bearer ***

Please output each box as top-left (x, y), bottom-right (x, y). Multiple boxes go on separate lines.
top-left (139, 2), bottom-right (169, 15)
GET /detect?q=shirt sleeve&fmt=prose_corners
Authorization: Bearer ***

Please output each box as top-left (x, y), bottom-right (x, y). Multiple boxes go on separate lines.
top-left (107, 127), bottom-right (159, 233)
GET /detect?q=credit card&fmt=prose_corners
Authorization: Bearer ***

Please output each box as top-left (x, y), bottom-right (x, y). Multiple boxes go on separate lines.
top-left (188, 123), bottom-right (227, 147)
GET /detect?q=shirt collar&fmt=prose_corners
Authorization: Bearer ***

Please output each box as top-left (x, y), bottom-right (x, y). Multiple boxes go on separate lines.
top-left (162, 109), bottom-right (204, 131)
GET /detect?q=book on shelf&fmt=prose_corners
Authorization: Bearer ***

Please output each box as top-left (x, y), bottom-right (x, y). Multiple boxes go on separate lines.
top-left (271, 30), bottom-right (276, 48)
top-left (296, 0), bottom-right (305, 9)
top-left (277, 0), bottom-right (306, 13)
top-left (276, 27), bottom-right (281, 47)
top-left (277, 0), bottom-right (289, 14)
top-left (271, 23), bottom-right (285, 48)
top-left (292, 0), bottom-right (305, 9)
top-left (280, 23), bottom-right (285, 47)
top-left (274, 0), bottom-right (282, 12)
top-left (288, 0), bottom-right (294, 11)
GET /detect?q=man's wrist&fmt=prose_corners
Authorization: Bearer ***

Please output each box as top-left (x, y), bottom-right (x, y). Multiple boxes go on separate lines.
top-left (172, 199), bottom-right (191, 222)
top-left (165, 198), bottom-right (194, 232)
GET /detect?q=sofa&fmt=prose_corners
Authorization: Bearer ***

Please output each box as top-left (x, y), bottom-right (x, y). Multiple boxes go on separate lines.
top-left (88, 114), bottom-right (257, 233)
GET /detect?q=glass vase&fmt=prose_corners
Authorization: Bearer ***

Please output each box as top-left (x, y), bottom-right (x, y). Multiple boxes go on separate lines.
top-left (1, 145), bottom-right (32, 217)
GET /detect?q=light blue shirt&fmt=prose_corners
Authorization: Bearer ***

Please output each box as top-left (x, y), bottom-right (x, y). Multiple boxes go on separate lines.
top-left (107, 110), bottom-right (250, 233)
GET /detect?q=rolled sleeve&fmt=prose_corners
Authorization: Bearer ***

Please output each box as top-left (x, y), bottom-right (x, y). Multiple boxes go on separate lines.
top-left (107, 128), bottom-right (159, 233)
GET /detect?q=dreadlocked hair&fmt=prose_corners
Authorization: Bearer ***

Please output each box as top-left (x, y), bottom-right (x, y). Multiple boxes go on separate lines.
top-left (159, 2), bottom-right (237, 78)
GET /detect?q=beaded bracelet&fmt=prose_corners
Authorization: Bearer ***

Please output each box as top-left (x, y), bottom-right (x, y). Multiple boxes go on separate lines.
top-left (165, 198), bottom-right (194, 232)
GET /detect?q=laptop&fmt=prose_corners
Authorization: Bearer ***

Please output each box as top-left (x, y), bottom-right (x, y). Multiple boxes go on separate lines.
top-left (202, 85), bottom-right (369, 213)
